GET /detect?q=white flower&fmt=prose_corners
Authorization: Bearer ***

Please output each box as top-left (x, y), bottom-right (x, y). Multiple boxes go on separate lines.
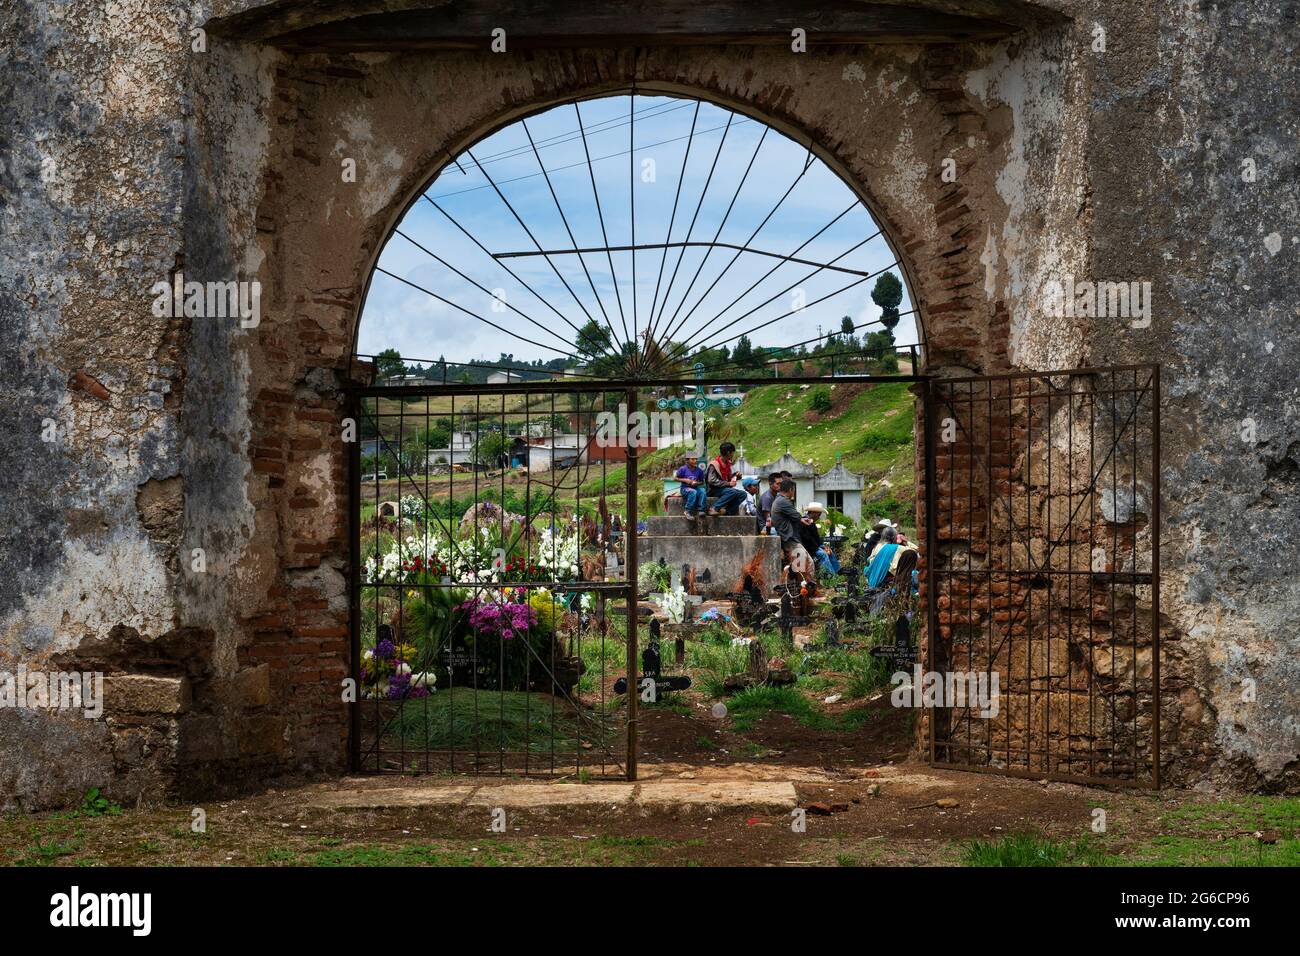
top-left (654, 585), bottom-right (688, 624)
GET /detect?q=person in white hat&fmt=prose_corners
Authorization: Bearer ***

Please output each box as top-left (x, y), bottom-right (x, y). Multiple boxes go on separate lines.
top-left (798, 501), bottom-right (826, 567)
top-left (801, 502), bottom-right (843, 576)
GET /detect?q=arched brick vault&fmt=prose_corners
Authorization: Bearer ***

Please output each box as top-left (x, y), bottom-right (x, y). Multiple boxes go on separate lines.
top-left (346, 79), bottom-right (951, 365)
top-left (317, 53), bottom-right (1016, 375)
top-left (216, 43), bottom-right (1034, 791)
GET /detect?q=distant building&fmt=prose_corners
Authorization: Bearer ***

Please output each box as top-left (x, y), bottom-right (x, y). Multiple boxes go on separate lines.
top-left (813, 456), bottom-right (865, 520)
top-left (486, 370), bottom-right (521, 385)
top-left (752, 451), bottom-right (816, 504)
top-left (508, 433), bottom-right (587, 471)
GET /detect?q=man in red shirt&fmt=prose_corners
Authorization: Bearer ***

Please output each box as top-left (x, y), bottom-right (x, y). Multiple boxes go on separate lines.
top-left (704, 442), bottom-right (749, 516)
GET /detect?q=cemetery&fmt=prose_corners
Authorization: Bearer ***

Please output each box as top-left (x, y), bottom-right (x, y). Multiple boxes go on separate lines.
top-left (3, 0), bottom-right (1298, 887)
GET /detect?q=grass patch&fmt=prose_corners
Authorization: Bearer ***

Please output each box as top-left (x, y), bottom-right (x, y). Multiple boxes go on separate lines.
top-left (1114, 834), bottom-right (1300, 867)
top-left (725, 684), bottom-right (870, 733)
top-left (308, 836), bottom-right (701, 867)
top-left (685, 640), bottom-right (751, 699)
top-left (1162, 795), bottom-right (1300, 834)
top-left (576, 631), bottom-right (627, 696)
top-left (962, 833), bottom-right (1105, 867)
top-left (382, 688), bottom-right (616, 755)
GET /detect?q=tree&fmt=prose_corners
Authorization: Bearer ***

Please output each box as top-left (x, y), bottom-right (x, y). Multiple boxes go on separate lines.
top-left (575, 319), bottom-right (613, 364)
top-left (840, 315), bottom-right (855, 335)
top-left (374, 348), bottom-right (406, 382)
top-left (417, 423), bottom-right (451, 449)
top-left (870, 273), bottom-right (904, 338)
top-left (474, 431), bottom-right (509, 468)
top-left (730, 334), bottom-right (765, 371)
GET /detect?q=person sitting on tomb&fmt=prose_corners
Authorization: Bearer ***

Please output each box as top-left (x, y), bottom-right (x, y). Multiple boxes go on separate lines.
top-left (674, 453), bottom-right (707, 520)
top-left (759, 472), bottom-right (782, 534)
top-left (740, 477), bottom-right (762, 528)
top-left (770, 478), bottom-right (815, 579)
top-left (866, 525), bottom-right (919, 588)
top-left (799, 502), bottom-right (842, 577)
top-left (866, 526), bottom-right (900, 588)
top-left (705, 441), bottom-right (749, 516)
top-left (798, 501), bottom-right (825, 555)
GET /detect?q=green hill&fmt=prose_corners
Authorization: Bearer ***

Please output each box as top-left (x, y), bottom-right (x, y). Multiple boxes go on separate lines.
top-left (618, 380), bottom-right (918, 530)
top-left (719, 380), bottom-right (917, 528)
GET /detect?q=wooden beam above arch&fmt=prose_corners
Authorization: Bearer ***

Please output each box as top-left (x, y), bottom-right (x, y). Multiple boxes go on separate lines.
top-left (207, 0), bottom-right (1052, 49)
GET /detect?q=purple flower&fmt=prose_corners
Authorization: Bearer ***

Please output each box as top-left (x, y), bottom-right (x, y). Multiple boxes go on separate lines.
top-left (386, 671), bottom-right (412, 699)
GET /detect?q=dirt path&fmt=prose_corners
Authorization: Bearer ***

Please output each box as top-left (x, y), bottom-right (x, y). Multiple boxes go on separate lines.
top-left (6, 750), bottom-right (1293, 867)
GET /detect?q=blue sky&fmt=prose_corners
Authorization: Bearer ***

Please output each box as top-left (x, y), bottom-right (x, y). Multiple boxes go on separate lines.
top-left (357, 94), bottom-right (917, 367)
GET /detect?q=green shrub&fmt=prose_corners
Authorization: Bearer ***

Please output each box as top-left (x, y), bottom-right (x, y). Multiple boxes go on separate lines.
top-left (808, 387), bottom-right (833, 414)
top-left (638, 561), bottom-right (673, 593)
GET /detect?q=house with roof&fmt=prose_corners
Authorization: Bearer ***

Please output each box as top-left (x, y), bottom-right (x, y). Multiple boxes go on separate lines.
top-left (752, 450), bottom-right (816, 504)
top-left (813, 455), bottom-right (866, 520)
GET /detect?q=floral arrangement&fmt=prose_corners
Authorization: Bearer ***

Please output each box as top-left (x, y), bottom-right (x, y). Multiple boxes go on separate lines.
top-left (363, 523), bottom-right (584, 588)
top-left (399, 494), bottom-right (427, 523)
top-left (535, 525), bottom-right (581, 580)
top-left (360, 638), bottom-right (431, 700)
top-left (459, 594), bottom-right (537, 641)
top-left (654, 585), bottom-right (688, 624)
top-left (527, 588), bottom-right (565, 637)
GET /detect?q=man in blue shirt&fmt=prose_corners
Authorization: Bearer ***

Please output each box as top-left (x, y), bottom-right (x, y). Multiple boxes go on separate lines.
top-left (675, 453), bottom-right (707, 520)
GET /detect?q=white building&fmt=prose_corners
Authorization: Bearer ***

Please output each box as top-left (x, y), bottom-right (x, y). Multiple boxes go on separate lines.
top-left (752, 451), bottom-right (816, 504)
top-left (486, 370), bottom-right (521, 385)
top-left (813, 457), bottom-right (866, 520)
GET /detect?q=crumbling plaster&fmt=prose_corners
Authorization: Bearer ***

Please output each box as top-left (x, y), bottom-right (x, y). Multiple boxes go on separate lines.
top-left (2, 0), bottom-right (1297, 805)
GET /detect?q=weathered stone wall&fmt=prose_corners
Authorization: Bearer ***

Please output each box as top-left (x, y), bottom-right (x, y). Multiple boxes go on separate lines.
top-left (923, 370), bottom-right (1159, 782)
top-left (1, 0), bottom-right (1296, 806)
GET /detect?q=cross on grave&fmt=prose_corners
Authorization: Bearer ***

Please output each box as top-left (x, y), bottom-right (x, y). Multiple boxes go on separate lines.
top-left (774, 591), bottom-right (811, 644)
top-left (657, 362), bottom-right (746, 457)
top-left (870, 614), bottom-right (918, 669)
top-left (613, 616), bottom-right (692, 700)
top-left (728, 574), bottom-right (774, 629)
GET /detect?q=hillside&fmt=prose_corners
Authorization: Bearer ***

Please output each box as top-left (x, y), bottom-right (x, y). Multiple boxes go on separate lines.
top-left (360, 379), bottom-right (919, 532)
top-left (710, 380), bottom-right (917, 528)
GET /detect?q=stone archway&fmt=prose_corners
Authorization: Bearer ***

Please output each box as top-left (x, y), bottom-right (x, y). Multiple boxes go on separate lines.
top-left (11, 0), bottom-right (1295, 809)
top-left (217, 44), bottom-right (1027, 788)
top-left (5, 7), bottom-right (1090, 806)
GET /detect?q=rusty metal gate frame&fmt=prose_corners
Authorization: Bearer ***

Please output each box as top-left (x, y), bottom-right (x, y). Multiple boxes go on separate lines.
top-left (347, 365), bottom-right (925, 779)
top-left (348, 378), bottom-right (645, 779)
top-left (923, 365), bottom-right (1161, 788)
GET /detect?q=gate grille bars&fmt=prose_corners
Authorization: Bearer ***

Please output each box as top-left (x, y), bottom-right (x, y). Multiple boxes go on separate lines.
top-left (924, 366), bottom-right (1161, 787)
top-left (345, 363), bottom-right (1160, 787)
top-left (349, 382), bottom-right (638, 778)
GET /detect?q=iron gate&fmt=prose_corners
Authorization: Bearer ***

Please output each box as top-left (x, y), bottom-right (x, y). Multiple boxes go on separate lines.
top-left (348, 379), bottom-right (642, 779)
top-left (924, 365), bottom-right (1160, 786)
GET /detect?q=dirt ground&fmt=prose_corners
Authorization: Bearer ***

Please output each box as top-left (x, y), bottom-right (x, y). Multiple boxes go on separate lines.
top-left (3, 700), bottom-right (1296, 868)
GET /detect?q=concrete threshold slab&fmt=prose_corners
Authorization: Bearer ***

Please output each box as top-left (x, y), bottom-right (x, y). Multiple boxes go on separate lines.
top-left (308, 779), bottom-right (797, 812)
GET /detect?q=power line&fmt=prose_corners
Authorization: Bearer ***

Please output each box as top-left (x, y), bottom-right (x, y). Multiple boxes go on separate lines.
top-left (425, 117), bottom-right (754, 201)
